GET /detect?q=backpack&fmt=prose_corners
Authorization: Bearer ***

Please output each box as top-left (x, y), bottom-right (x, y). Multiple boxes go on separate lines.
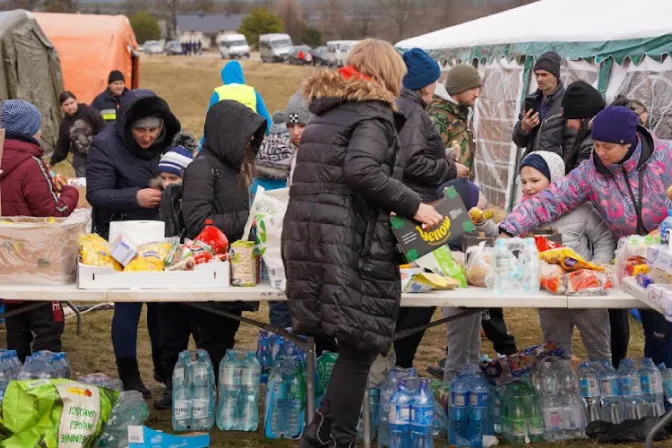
top-left (160, 183), bottom-right (186, 241)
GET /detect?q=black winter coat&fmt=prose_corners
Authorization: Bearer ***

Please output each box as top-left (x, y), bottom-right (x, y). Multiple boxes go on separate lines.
top-left (398, 88), bottom-right (456, 202)
top-left (282, 70), bottom-right (422, 355)
top-left (182, 100), bottom-right (266, 241)
top-left (50, 103), bottom-right (106, 169)
top-left (86, 89), bottom-right (181, 239)
top-left (91, 87), bottom-right (130, 125)
top-left (513, 84), bottom-right (576, 159)
top-left (563, 125), bottom-right (594, 174)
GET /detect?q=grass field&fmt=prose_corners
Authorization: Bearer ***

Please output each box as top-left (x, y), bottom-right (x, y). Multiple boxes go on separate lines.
top-left (22, 55), bottom-right (668, 447)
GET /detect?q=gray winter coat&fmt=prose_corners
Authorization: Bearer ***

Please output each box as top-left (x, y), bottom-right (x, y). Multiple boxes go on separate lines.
top-left (513, 84), bottom-right (576, 160)
top-left (541, 203), bottom-right (615, 263)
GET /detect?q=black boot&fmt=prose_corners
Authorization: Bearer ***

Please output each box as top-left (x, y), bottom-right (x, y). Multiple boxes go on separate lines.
top-left (299, 411), bottom-right (333, 448)
top-left (117, 358), bottom-right (151, 398)
top-left (153, 382), bottom-right (172, 410)
top-left (153, 352), bottom-right (166, 385)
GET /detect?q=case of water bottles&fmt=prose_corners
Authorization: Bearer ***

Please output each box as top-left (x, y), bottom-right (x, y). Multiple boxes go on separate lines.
top-left (172, 349), bottom-right (217, 432)
top-left (489, 237), bottom-right (540, 293)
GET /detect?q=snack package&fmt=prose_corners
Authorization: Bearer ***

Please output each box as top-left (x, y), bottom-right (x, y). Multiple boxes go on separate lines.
top-left (185, 240), bottom-right (215, 265)
top-left (123, 240), bottom-right (175, 272)
top-left (416, 245), bottom-right (467, 288)
top-left (566, 269), bottom-right (611, 295)
top-left (194, 219), bottom-right (229, 255)
top-left (540, 247), bottom-right (604, 272)
top-left (540, 261), bottom-right (566, 294)
top-left (465, 243), bottom-right (493, 287)
top-left (402, 272), bottom-right (458, 293)
top-left (79, 233), bottom-right (113, 267)
top-left (230, 241), bottom-right (257, 286)
top-left (534, 235), bottom-right (562, 253)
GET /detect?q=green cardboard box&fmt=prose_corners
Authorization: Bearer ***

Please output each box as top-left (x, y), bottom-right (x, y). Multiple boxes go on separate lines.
top-left (390, 186), bottom-right (474, 262)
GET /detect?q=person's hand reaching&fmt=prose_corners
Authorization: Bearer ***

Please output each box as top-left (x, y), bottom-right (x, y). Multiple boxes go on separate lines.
top-left (414, 203), bottom-right (443, 229)
top-left (137, 188), bottom-right (162, 208)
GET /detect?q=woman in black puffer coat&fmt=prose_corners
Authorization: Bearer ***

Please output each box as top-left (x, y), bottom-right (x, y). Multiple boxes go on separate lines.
top-left (282, 40), bottom-right (443, 448)
top-left (394, 48), bottom-right (457, 370)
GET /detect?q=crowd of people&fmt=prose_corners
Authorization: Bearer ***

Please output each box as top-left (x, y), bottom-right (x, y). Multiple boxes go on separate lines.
top-left (0, 38), bottom-right (670, 447)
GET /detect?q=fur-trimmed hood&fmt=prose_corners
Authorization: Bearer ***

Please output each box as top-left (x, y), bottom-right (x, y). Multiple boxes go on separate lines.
top-left (303, 69), bottom-right (398, 116)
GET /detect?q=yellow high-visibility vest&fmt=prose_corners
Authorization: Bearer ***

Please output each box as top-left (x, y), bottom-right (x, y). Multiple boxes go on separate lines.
top-left (213, 84), bottom-right (257, 112)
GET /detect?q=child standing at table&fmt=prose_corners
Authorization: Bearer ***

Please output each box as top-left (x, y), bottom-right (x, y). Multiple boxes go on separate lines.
top-left (518, 151), bottom-right (614, 360)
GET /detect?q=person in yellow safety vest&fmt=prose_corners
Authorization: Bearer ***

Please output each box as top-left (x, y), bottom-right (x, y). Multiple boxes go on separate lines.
top-left (91, 70), bottom-right (130, 126)
top-left (200, 61), bottom-right (272, 149)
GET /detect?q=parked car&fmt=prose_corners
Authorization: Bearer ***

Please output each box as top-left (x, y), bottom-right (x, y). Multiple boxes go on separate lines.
top-left (326, 40), bottom-right (359, 67)
top-left (259, 33), bottom-right (293, 62)
top-left (165, 40), bottom-right (183, 55)
top-left (288, 45), bottom-right (313, 65)
top-left (311, 46), bottom-right (329, 66)
top-left (217, 33), bottom-right (251, 59)
top-left (143, 40), bottom-right (164, 55)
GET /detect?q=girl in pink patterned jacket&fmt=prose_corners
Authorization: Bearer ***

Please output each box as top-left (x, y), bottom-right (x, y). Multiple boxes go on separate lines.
top-left (500, 106), bottom-right (672, 367)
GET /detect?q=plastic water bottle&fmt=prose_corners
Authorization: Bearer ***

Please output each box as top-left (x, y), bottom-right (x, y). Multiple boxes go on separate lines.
top-left (316, 351), bottom-right (338, 409)
top-left (541, 367), bottom-right (565, 442)
top-left (357, 387), bottom-right (380, 441)
top-left (522, 238), bottom-right (540, 292)
top-left (640, 358), bottom-right (665, 417)
top-left (378, 370), bottom-right (399, 448)
top-left (217, 350), bottom-right (242, 430)
top-left (467, 373), bottom-right (491, 446)
top-left (449, 366), bottom-right (473, 446)
top-left (492, 239), bottom-right (510, 293)
top-left (51, 353), bottom-right (71, 379)
top-left (96, 391), bottom-right (150, 447)
top-left (660, 209), bottom-right (672, 246)
top-left (18, 355), bottom-right (56, 380)
top-left (557, 362), bottom-right (586, 440)
top-left (599, 361), bottom-right (622, 423)
top-left (618, 359), bottom-right (646, 421)
top-left (241, 352), bottom-right (261, 431)
top-left (256, 330), bottom-right (273, 383)
top-left (172, 352), bottom-right (192, 431)
top-left (410, 379), bottom-right (433, 448)
top-left (264, 355), bottom-right (304, 439)
top-left (578, 362), bottom-right (601, 423)
top-left (389, 379), bottom-right (412, 448)
top-left (524, 382), bottom-right (546, 443)
top-left (7, 351), bottom-right (21, 378)
top-left (0, 355), bottom-right (11, 402)
top-left (190, 350), bottom-right (216, 430)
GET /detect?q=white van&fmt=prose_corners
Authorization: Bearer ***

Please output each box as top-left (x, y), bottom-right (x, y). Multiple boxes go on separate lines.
top-left (326, 40), bottom-right (359, 67)
top-left (217, 33), bottom-right (250, 59)
top-left (259, 33), bottom-right (293, 62)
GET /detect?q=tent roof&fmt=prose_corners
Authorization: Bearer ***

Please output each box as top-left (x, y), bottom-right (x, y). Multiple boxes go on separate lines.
top-left (33, 12), bottom-right (131, 39)
top-left (0, 10), bottom-right (33, 37)
top-left (396, 0), bottom-right (672, 63)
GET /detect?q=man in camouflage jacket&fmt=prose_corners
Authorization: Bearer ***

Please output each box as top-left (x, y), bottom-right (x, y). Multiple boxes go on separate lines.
top-left (427, 64), bottom-right (482, 180)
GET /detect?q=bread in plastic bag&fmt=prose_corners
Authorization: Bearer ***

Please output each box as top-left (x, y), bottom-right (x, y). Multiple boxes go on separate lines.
top-left (465, 243), bottom-right (493, 287)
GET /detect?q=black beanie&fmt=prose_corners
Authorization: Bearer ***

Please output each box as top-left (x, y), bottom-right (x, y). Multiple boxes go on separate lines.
top-left (533, 52), bottom-right (561, 80)
top-left (108, 70), bottom-right (125, 84)
top-left (562, 81), bottom-right (606, 120)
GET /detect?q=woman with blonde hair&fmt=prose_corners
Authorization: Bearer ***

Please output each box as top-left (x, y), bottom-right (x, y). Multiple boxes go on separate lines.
top-left (282, 39), bottom-right (443, 447)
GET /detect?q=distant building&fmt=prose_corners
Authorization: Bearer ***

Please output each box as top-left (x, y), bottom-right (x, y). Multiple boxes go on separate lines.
top-left (176, 13), bottom-right (246, 49)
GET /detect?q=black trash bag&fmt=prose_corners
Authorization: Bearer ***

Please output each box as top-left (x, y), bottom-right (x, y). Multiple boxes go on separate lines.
top-left (586, 420), bottom-right (613, 439)
top-left (593, 417), bottom-right (668, 444)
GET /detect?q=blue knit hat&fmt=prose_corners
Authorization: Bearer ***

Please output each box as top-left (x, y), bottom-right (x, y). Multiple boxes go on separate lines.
top-left (402, 48), bottom-right (441, 91)
top-left (1, 100), bottom-right (41, 138)
top-left (158, 146), bottom-right (194, 177)
top-left (591, 106), bottom-right (638, 146)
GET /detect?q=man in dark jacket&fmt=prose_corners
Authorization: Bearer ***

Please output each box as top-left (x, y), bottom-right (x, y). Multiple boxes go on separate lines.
top-left (0, 100), bottom-right (79, 361)
top-left (512, 52), bottom-right (576, 159)
top-left (561, 80), bottom-right (606, 173)
top-left (86, 89), bottom-right (181, 396)
top-left (91, 70), bottom-right (130, 126)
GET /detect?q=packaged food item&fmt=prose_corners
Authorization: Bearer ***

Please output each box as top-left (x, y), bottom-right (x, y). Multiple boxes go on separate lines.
top-left (566, 269), bottom-right (611, 295)
top-left (230, 241), bottom-right (257, 286)
top-left (123, 240), bottom-right (175, 272)
top-left (465, 243), bottom-right (493, 287)
top-left (539, 261), bottom-right (566, 294)
top-left (534, 235), bottom-right (561, 253)
top-left (79, 234), bottom-right (113, 267)
top-left (110, 235), bottom-right (139, 267)
top-left (184, 240), bottom-right (214, 265)
top-left (540, 247), bottom-right (604, 272)
top-left (194, 219), bottom-right (229, 254)
top-left (416, 245), bottom-right (467, 288)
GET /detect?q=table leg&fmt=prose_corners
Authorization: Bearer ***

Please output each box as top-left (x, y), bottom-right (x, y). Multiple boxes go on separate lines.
top-left (363, 388), bottom-right (371, 448)
top-left (305, 336), bottom-right (316, 426)
top-left (645, 408), bottom-right (672, 448)
top-left (63, 301), bottom-right (82, 335)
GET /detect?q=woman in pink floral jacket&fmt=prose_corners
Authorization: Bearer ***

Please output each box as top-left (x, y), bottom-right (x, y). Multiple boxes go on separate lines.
top-left (500, 106), bottom-right (672, 367)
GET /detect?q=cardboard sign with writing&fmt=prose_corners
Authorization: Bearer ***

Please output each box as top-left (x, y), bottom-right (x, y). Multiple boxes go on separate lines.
top-left (390, 186), bottom-right (474, 262)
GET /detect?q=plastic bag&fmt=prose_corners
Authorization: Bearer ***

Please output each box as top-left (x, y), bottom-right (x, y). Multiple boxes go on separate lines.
top-left (95, 391), bottom-right (149, 448)
top-left (77, 373), bottom-right (124, 391)
top-left (566, 269), bottom-right (611, 295)
top-left (79, 233), bottom-right (113, 267)
top-left (465, 243), bottom-right (493, 287)
top-left (123, 240), bottom-right (175, 272)
top-left (194, 219), bottom-right (229, 255)
top-left (416, 245), bottom-right (467, 288)
top-left (0, 379), bottom-right (117, 448)
top-left (540, 247), bottom-right (604, 272)
top-left (540, 261), bottom-right (566, 294)
top-left (534, 235), bottom-right (561, 253)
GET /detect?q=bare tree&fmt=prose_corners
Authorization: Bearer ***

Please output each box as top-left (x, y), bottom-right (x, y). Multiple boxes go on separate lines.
top-left (42, 0), bottom-right (79, 12)
top-left (377, 0), bottom-right (417, 41)
top-left (318, 0), bottom-right (347, 40)
top-left (350, 1), bottom-right (377, 38)
top-left (276, 0), bottom-right (305, 43)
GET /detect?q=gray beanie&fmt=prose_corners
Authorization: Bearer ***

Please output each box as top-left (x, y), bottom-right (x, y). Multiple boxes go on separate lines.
top-left (285, 90), bottom-right (312, 126)
top-left (270, 111), bottom-right (288, 135)
top-left (445, 64), bottom-right (482, 96)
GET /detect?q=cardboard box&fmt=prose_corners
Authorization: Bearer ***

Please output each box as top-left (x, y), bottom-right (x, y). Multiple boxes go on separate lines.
top-left (128, 426), bottom-right (210, 448)
top-left (390, 186), bottom-right (474, 262)
top-left (67, 177), bottom-right (89, 209)
top-left (647, 245), bottom-right (672, 276)
top-left (77, 261), bottom-right (230, 290)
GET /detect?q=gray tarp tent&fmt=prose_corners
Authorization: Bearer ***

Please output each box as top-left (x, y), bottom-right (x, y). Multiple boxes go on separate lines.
top-left (0, 10), bottom-right (63, 152)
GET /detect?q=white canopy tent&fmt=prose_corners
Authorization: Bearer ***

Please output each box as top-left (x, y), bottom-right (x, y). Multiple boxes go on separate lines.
top-left (397, 0), bottom-right (672, 210)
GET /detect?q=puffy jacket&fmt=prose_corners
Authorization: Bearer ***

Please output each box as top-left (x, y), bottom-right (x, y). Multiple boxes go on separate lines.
top-left (91, 87), bottom-right (130, 125)
top-left (50, 103), bottom-right (106, 168)
top-left (513, 84), bottom-right (576, 159)
top-left (86, 89), bottom-right (181, 239)
top-left (282, 69), bottom-right (422, 355)
top-left (501, 126), bottom-right (670, 240)
top-left (0, 135), bottom-right (78, 217)
top-left (564, 131), bottom-right (594, 174)
top-left (182, 100), bottom-right (266, 241)
top-left (397, 88), bottom-right (456, 202)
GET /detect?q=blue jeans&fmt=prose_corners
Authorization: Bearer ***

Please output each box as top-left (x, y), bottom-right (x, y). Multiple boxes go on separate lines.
top-left (112, 302), bottom-right (162, 373)
top-left (269, 301), bottom-right (291, 329)
top-left (640, 309), bottom-right (672, 367)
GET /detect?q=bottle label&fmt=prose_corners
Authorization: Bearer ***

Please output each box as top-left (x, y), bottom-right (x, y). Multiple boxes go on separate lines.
top-left (193, 367), bottom-right (208, 383)
top-left (390, 405), bottom-right (410, 424)
top-left (469, 391), bottom-right (489, 407)
top-left (600, 378), bottom-right (619, 397)
top-left (543, 407), bottom-right (563, 430)
top-left (174, 367), bottom-right (185, 382)
top-left (620, 377), bottom-right (641, 396)
top-left (652, 375), bottom-right (664, 394)
top-left (451, 391), bottom-right (468, 408)
top-left (192, 398), bottom-right (209, 419)
top-left (241, 369), bottom-right (258, 387)
top-left (579, 377), bottom-right (599, 397)
top-left (411, 406), bottom-right (433, 426)
top-left (562, 407), bottom-right (584, 430)
top-left (221, 366), bottom-right (241, 387)
top-left (174, 400), bottom-right (191, 420)
top-left (641, 375), bottom-right (652, 394)
top-left (511, 418), bottom-right (526, 436)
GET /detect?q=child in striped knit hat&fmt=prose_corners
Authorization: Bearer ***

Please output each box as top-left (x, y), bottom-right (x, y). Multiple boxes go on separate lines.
top-left (157, 131), bottom-right (196, 189)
